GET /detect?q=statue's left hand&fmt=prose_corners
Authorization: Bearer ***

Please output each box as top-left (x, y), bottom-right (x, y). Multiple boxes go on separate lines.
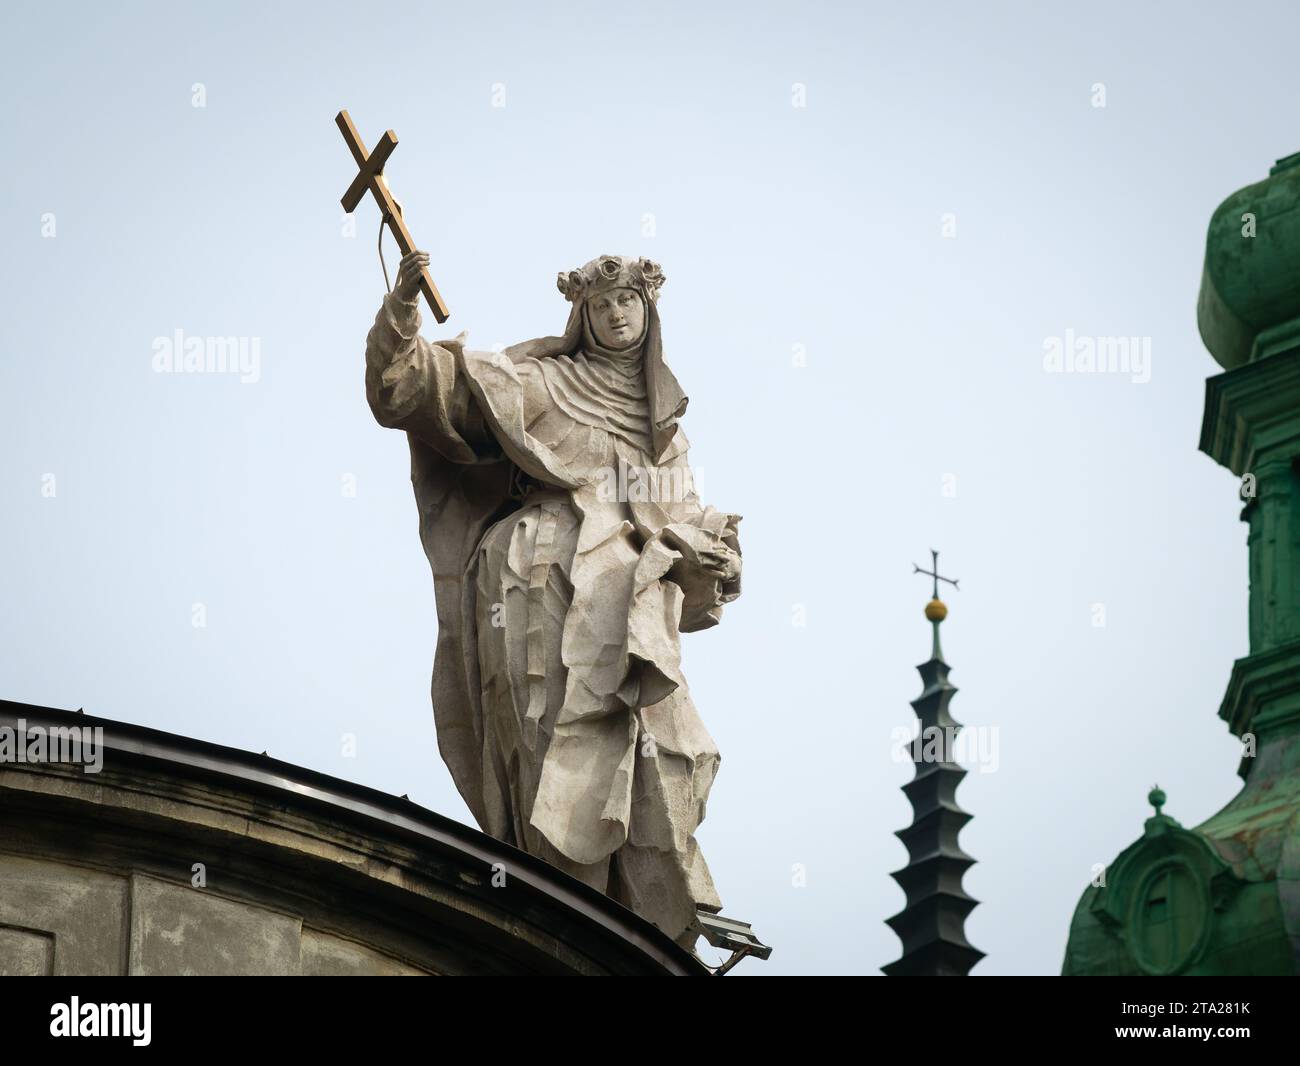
top-left (700, 546), bottom-right (741, 583)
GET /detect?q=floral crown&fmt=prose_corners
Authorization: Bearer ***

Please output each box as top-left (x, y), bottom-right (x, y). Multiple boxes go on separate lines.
top-left (556, 254), bottom-right (666, 304)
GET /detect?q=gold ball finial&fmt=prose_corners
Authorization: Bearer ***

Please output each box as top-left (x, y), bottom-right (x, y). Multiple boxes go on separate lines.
top-left (924, 597), bottom-right (948, 623)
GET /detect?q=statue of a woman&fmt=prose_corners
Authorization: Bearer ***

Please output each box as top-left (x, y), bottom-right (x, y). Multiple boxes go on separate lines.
top-left (364, 251), bottom-right (742, 945)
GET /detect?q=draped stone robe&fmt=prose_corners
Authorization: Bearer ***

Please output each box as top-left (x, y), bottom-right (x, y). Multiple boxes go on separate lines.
top-left (364, 291), bottom-right (742, 942)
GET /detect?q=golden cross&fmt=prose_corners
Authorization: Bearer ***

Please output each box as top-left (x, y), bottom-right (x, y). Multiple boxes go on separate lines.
top-left (336, 109), bottom-right (450, 323)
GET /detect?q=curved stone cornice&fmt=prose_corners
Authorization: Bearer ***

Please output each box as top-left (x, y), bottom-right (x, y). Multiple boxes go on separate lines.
top-left (0, 699), bottom-right (707, 976)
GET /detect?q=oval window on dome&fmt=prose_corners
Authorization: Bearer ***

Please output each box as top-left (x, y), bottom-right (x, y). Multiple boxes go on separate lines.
top-left (1131, 861), bottom-right (1208, 975)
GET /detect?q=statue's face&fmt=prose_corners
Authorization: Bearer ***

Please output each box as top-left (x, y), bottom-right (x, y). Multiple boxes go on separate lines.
top-left (587, 287), bottom-right (646, 350)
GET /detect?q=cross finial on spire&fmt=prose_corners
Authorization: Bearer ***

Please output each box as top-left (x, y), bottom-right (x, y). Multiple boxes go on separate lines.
top-left (913, 549), bottom-right (959, 601)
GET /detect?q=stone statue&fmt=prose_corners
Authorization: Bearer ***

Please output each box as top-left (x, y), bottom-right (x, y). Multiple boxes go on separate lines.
top-left (364, 251), bottom-right (743, 945)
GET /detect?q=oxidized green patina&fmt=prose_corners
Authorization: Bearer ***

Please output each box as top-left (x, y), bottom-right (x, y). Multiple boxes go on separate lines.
top-left (1063, 155), bottom-right (1300, 976)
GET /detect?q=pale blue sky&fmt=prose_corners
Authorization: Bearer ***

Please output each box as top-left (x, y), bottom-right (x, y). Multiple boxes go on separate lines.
top-left (0, 1), bottom-right (1285, 974)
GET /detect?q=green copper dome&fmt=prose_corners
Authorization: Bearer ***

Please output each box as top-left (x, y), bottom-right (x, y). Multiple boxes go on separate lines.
top-left (1197, 153), bottom-right (1300, 369)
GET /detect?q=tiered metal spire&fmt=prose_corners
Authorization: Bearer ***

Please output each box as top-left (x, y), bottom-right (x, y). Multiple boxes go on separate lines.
top-left (883, 550), bottom-right (983, 976)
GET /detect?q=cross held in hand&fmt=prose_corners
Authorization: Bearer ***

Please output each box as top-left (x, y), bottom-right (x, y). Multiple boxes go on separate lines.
top-left (336, 109), bottom-right (450, 323)
top-left (913, 549), bottom-right (959, 600)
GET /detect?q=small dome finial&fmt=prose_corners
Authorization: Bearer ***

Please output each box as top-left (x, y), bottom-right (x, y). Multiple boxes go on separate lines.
top-left (1148, 784), bottom-right (1166, 816)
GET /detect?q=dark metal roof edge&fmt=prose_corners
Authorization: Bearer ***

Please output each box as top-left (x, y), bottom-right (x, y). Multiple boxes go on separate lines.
top-left (0, 698), bottom-right (707, 976)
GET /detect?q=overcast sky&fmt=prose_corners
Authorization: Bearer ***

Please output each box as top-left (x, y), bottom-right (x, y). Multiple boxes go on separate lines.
top-left (0, 1), bottom-right (1286, 975)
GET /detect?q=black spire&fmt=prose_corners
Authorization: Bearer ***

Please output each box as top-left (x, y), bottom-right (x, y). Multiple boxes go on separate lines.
top-left (884, 552), bottom-right (983, 976)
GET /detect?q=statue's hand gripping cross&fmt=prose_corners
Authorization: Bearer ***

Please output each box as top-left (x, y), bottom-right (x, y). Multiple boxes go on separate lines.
top-left (336, 109), bottom-right (450, 323)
